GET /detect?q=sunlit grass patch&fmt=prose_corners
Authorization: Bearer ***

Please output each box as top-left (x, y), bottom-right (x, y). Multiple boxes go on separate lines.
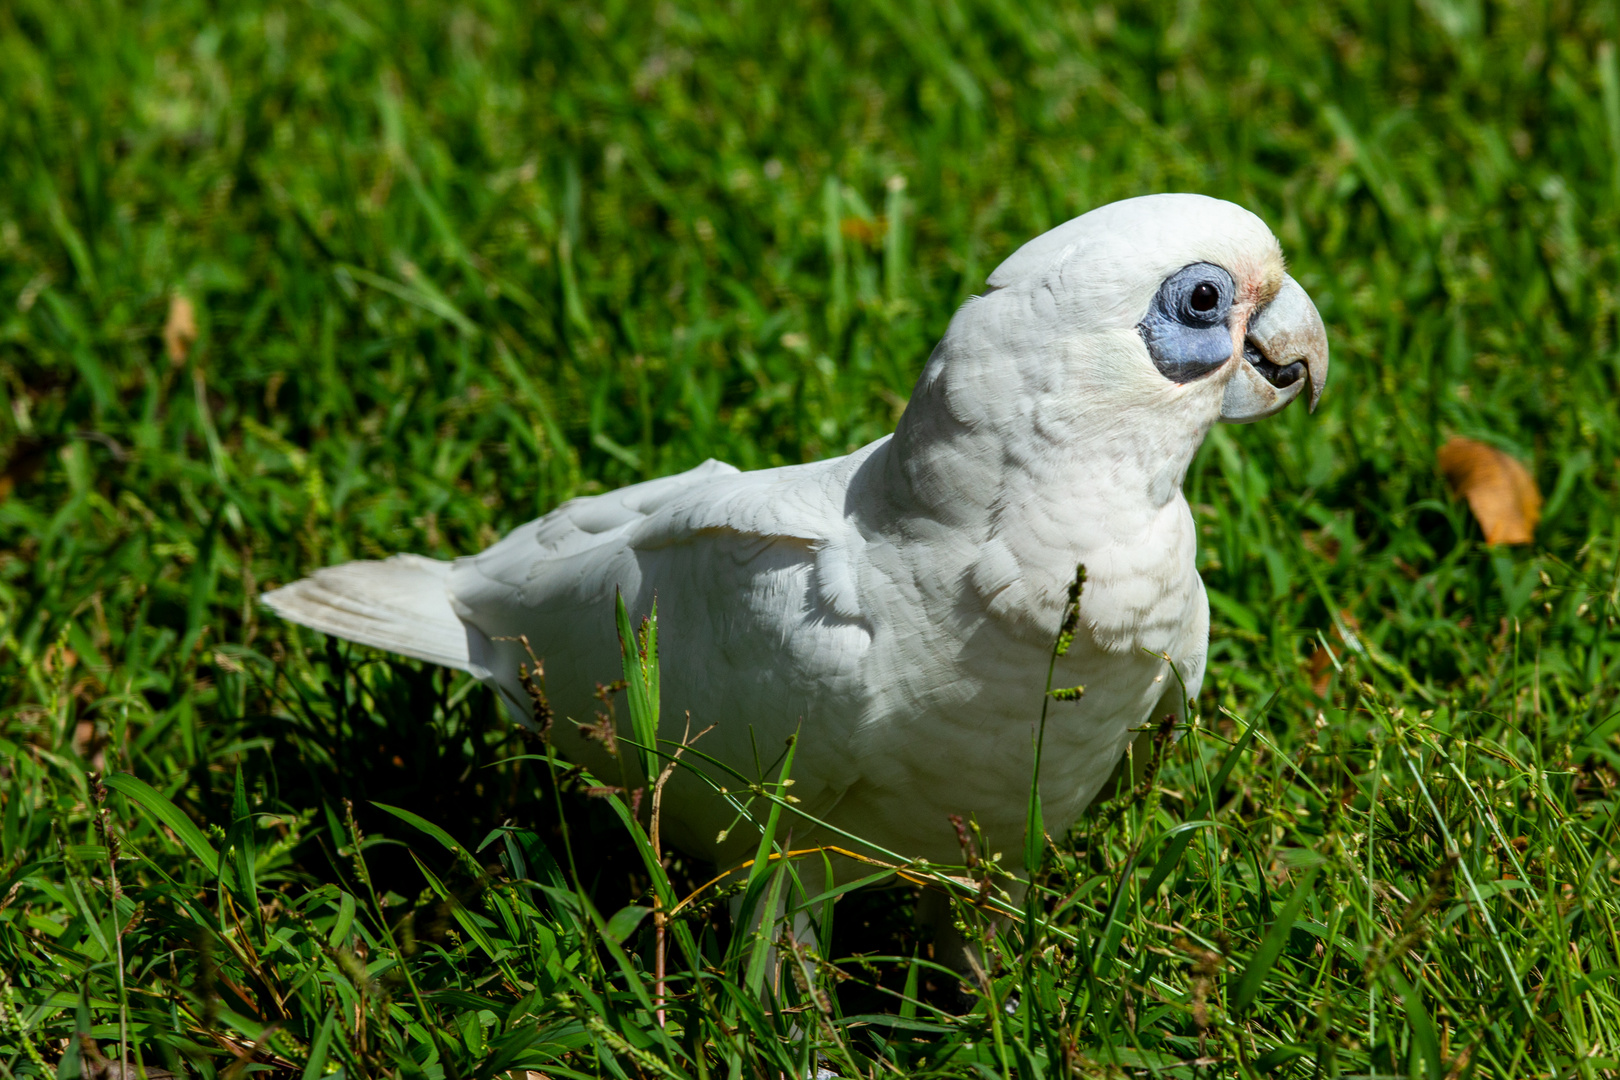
top-left (5, 0), bottom-right (1620, 1077)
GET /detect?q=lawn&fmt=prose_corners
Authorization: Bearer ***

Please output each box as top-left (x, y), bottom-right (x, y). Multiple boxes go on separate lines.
top-left (4, 1), bottom-right (1620, 1077)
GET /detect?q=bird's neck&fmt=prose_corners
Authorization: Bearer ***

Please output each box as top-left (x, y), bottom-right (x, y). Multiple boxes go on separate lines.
top-left (887, 327), bottom-right (1213, 521)
top-left (872, 324), bottom-right (1215, 646)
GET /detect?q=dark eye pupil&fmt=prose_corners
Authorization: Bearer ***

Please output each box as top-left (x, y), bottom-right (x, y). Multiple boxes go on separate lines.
top-left (1190, 283), bottom-right (1218, 312)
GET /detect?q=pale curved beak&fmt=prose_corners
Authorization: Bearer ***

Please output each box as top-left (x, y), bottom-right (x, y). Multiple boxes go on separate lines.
top-left (1220, 275), bottom-right (1329, 424)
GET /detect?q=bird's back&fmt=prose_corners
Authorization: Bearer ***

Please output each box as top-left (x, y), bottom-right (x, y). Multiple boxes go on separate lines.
top-left (446, 443), bottom-right (887, 863)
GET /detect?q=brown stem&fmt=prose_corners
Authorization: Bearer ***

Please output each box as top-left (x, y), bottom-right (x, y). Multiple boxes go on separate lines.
top-left (650, 714), bottom-right (708, 1027)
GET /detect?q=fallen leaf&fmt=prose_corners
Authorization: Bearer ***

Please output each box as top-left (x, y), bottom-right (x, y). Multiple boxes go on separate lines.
top-left (73, 719), bottom-right (107, 771)
top-left (1438, 436), bottom-right (1541, 545)
top-left (163, 293), bottom-right (197, 364)
top-left (1301, 529), bottom-right (1341, 561)
top-left (839, 216), bottom-right (883, 245)
top-left (1306, 645), bottom-right (1336, 698)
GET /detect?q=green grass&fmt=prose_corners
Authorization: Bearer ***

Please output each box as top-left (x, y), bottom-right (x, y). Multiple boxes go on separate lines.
top-left (5, 1), bottom-right (1620, 1076)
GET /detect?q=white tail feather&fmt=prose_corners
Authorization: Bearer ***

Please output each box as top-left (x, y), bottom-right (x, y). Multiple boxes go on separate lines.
top-left (261, 554), bottom-right (471, 671)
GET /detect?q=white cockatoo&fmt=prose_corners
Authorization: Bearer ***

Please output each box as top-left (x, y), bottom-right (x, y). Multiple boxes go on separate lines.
top-left (265, 193), bottom-right (1326, 893)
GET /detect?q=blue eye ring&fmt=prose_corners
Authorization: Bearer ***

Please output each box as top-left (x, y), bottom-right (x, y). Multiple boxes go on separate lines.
top-left (1139, 263), bottom-right (1239, 383)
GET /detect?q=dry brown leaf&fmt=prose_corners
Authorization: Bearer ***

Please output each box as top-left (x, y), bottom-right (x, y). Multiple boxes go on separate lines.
top-left (1306, 645), bottom-right (1336, 698)
top-left (1437, 436), bottom-right (1541, 545)
top-left (839, 216), bottom-right (883, 245)
top-left (163, 293), bottom-right (197, 365)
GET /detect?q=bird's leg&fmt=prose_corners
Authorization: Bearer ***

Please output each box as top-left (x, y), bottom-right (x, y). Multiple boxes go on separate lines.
top-left (915, 876), bottom-right (1027, 991)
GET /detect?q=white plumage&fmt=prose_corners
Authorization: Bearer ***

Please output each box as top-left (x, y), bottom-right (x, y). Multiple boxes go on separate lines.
top-left (264, 193), bottom-right (1328, 881)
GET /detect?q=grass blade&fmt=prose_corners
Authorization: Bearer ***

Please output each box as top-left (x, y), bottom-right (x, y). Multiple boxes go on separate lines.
top-left (299, 1010), bottom-right (337, 1080)
top-left (1230, 866), bottom-right (1319, 1013)
top-left (373, 800), bottom-right (467, 857)
top-left (615, 590), bottom-right (661, 787)
top-left (101, 774), bottom-right (219, 877)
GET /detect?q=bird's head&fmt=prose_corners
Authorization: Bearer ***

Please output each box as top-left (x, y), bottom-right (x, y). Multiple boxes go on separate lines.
top-left (977, 192), bottom-right (1328, 429)
top-left (891, 193), bottom-right (1329, 526)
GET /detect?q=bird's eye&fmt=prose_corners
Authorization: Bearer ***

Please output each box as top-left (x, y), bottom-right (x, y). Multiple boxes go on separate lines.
top-left (1139, 263), bottom-right (1237, 382)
